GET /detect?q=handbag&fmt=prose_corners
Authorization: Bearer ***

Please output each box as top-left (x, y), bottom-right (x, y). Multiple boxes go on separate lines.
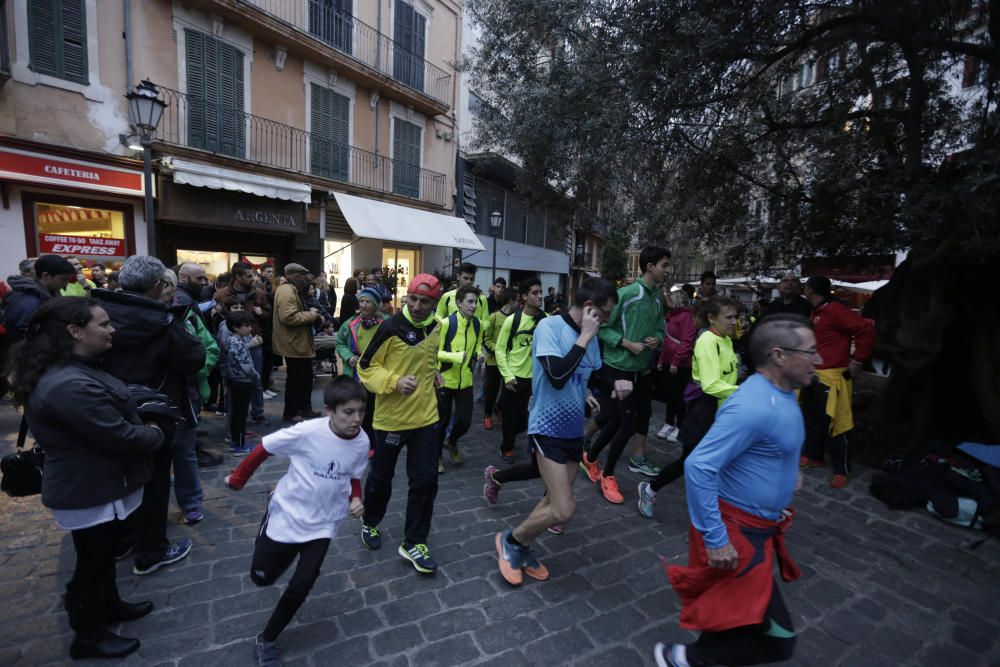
top-left (1, 416), bottom-right (44, 497)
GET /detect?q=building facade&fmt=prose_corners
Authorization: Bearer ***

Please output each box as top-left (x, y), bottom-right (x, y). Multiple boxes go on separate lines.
top-left (1, 0), bottom-right (471, 305)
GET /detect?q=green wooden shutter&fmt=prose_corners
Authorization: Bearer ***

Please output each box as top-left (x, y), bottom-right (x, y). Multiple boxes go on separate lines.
top-left (310, 84), bottom-right (350, 181)
top-left (28, 0), bottom-right (88, 84)
top-left (392, 118), bottom-right (421, 199)
top-left (185, 29), bottom-right (244, 157)
top-left (393, 0), bottom-right (424, 91)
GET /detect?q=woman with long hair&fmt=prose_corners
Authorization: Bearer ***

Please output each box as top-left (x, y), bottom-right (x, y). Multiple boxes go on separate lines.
top-left (11, 297), bottom-right (164, 659)
top-left (656, 289), bottom-right (697, 441)
top-left (637, 297), bottom-right (739, 518)
top-left (339, 276), bottom-right (360, 322)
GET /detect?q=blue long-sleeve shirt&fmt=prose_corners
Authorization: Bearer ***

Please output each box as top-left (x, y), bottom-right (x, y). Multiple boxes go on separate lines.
top-left (684, 373), bottom-right (804, 549)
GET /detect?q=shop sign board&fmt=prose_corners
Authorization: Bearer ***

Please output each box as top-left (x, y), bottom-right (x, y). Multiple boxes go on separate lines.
top-left (0, 147), bottom-right (146, 197)
top-left (38, 234), bottom-right (126, 256)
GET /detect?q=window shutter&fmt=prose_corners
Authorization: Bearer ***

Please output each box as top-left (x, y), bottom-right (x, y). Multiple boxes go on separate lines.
top-left (392, 118), bottom-right (421, 199)
top-left (393, 0), bottom-right (419, 89)
top-left (411, 11), bottom-right (425, 91)
top-left (60, 0), bottom-right (87, 84)
top-left (218, 41), bottom-right (245, 157)
top-left (185, 29), bottom-right (208, 150)
top-left (329, 90), bottom-right (350, 180)
top-left (28, 0), bottom-right (59, 77)
top-left (310, 83), bottom-right (333, 177)
top-left (310, 84), bottom-right (350, 181)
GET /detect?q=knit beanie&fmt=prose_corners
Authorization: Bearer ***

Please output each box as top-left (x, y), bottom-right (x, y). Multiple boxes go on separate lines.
top-left (358, 287), bottom-right (382, 304)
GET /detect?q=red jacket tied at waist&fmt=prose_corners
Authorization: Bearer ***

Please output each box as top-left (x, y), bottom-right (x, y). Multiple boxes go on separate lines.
top-left (667, 499), bottom-right (801, 632)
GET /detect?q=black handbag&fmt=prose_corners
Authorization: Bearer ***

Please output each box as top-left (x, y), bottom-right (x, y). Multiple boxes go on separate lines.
top-left (1, 416), bottom-right (44, 497)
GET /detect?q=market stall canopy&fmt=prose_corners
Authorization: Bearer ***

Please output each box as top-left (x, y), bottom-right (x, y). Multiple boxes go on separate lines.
top-left (831, 279), bottom-right (889, 293)
top-left (166, 157), bottom-right (312, 203)
top-left (333, 192), bottom-right (486, 251)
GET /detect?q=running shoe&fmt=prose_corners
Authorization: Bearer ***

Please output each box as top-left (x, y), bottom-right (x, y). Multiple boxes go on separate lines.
top-left (132, 538), bottom-right (193, 575)
top-left (229, 444), bottom-right (253, 457)
top-left (447, 440), bottom-right (462, 465)
top-left (656, 424), bottom-right (675, 440)
top-left (483, 466), bottom-right (501, 505)
top-left (262, 390), bottom-right (277, 399)
top-left (250, 415), bottom-right (270, 425)
top-left (500, 447), bottom-right (515, 465)
top-left (483, 415), bottom-right (494, 430)
top-left (799, 456), bottom-right (823, 470)
top-left (361, 524), bottom-right (381, 550)
top-left (580, 452), bottom-right (601, 483)
top-left (398, 543), bottom-right (437, 574)
top-left (254, 632), bottom-right (281, 667)
top-left (182, 508), bottom-right (204, 525)
top-left (637, 481), bottom-right (656, 519)
top-left (653, 642), bottom-right (686, 667)
top-left (600, 474), bottom-right (625, 504)
top-left (628, 456), bottom-right (661, 477)
top-left (546, 523), bottom-right (565, 535)
top-left (438, 458), bottom-right (445, 475)
top-left (495, 530), bottom-right (524, 586)
top-left (830, 474), bottom-right (849, 489)
top-left (521, 547), bottom-right (550, 581)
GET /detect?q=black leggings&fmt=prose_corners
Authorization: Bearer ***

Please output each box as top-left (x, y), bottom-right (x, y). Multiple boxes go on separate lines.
top-left (663, 366), bottom-right (692, 427)
top-left (437, 386), bottom-right (474, 454)
top-left (499, 378), bottom-right (532, 453)
top-left (650, 394), bottom-right (717, 492)
top-left (66, 519), bottom-right (121, 636)
top-left (687, 581), bottom-right (796, 666)
top-left (801, 380), bottom-right (850, 475)
top-left (494, 448), bottom-right (540, 485)
top-left (229, 381), bottom-right (254, 447)
top-left (251, 514), bottom-right (331, 642)
top-left (588, 370), bottom-right (652, 476)
top-left (483, 364), bottom-right (503, 418)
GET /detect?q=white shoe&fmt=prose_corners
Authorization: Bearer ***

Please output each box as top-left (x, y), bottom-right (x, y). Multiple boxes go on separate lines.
top-left (665, 425), bottom-right (680, 442)
top-left (656, 425), bottom-right (673, 440)
top-left (262, 390), bottom-right (276, 399)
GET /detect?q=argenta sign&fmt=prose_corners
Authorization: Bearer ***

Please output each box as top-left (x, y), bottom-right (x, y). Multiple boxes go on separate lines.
top-left (158, 180), bottom-right (306, 234)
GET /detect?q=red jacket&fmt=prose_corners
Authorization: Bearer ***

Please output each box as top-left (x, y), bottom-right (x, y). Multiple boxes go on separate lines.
top-left (667, 500), bottom-right (800, 632)
top-left (812, 299), bottom-right (875, 369)
top-left (658, 307), bottom-right (697, 369)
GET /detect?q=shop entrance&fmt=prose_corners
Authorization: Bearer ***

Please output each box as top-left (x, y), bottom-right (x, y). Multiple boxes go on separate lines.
top-left (175, 250), bottom-right (275, 280)
top-left (382, 246), bottom-right (422, 310)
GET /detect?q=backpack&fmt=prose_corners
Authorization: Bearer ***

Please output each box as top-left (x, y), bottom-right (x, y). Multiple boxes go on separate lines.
top-left (506, 310), bottom-right (546, 354)
top-left (441, 313), bottom-right (481, 373)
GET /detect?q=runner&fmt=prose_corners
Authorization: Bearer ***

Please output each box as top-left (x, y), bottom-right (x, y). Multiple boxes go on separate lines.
top-left (581, 246), bottom-right (670, 503)
top-left (654, 315), bottom-right (817, 667)
top-left (494, 277), bottom-right (545, 464)
top-left (357, 274), bottom-right (444, 574)
top-left (481, 287), bottom-right (517, 430)
top-left (495, 278), bottom-right (628, 585)
top-left (436, 284), bottom-right (485, 470)
top-left (435, 262), bottom-right (489, 321)
top-left (223, 377), bottom-right (369, 667)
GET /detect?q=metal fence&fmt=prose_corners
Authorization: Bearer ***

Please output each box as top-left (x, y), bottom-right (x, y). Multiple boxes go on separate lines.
top-left (237, 0), bottom-right (452, 106)
top-left (153, 86), bottom-right (450, 207)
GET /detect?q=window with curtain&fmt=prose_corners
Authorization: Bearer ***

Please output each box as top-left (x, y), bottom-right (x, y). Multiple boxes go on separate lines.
top-left (310, 83), bottom-right (350, 181)
top-left (28, 0), bottom-right (87, 84)
top-left (392, 117), bottom-right (422, 199)
top-left (185, 29), bottom-right (246, 158)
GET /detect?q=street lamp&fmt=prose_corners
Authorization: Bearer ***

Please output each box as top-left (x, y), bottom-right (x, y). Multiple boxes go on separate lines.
top-left (125, 80), bottom-right (167, 257)
top-left (490, 209), bottom-right (503, 285)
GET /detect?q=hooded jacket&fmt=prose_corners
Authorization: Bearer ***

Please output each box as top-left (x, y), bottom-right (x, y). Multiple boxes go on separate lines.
top-left (4, 275), bottom-right (53, 344)
top-left (437, 312), bottom-right (484, 390)
top-left (92, 288), bottom-right (206, 425)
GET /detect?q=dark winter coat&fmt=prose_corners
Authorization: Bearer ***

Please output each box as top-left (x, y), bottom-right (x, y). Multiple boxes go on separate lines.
top-left (28, 356), bottom-right (163, 509)
top-left (4, 275), bottom-right (53, 344)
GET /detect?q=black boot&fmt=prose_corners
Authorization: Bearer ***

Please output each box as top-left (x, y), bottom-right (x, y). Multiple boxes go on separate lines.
top-left (105, 580), bottom-right (154, 622)
top-left (64, 591), bottom-right (140, 660)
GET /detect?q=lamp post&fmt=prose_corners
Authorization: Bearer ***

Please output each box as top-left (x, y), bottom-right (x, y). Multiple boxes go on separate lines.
top-left (125, 80), bottom-right (167, 257)
top-left (490, 209), bottom-right (503, 285)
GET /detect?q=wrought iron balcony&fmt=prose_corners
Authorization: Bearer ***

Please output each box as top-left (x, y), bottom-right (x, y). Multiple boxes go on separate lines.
top-left (235, 0), bottom-right (451, 106)
top-left (153, 86), bottom-right (449, 207)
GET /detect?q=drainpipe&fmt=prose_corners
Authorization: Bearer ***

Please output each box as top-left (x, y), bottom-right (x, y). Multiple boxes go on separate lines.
top-left (374, 0), bottom-right (382, 157)
top-left (123, 0), bottom-right (133, 88)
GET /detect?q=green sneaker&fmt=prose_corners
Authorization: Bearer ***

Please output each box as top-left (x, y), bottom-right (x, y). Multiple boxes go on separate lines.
top-left (398, 543), bottom-right (437, 574)
top-left (361, 524), bottom-right (381, 550)
top-left (628, 456), bottom-right (661, 477)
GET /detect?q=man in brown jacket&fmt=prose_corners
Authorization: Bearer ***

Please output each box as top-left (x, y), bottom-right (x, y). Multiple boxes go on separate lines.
top-left (272, 263), bottom-right (321, 422)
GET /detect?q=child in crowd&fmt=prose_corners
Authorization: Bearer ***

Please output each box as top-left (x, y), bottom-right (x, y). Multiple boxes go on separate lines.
top-left (225, 311), bottom-right (262, 455)
top-left (225, 377), bottom-right (369, 667)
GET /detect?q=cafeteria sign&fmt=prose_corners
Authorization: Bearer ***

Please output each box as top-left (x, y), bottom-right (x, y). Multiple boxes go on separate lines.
top-left (39, 234), bottom-right (125, 256)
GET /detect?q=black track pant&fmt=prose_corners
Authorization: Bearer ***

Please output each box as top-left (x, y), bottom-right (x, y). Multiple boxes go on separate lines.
top-left (663, 366), bottom-right (692, 427)
top-left (229, 381), bottom-right (254, 448)
top-left (587, 369), bottom-right (652, 476)
top-left (499, 377), bottom-right (532, 454)
top-left (483, 364), bottom-right (503, 418)
top-left (283, 357), bottom-right (314, 421)
top-left (686, 581), bottom-right (796, 666)
top-left (363, 425), bottom-right (438, 545)
top-left (437, 386), bottom-right (474, 455)
top-left (800, 380), bottom-right (850, 475)
top-left (651, 393), bottom-right (718, 492)
top-left (250, 514), bottom-right (330, 642)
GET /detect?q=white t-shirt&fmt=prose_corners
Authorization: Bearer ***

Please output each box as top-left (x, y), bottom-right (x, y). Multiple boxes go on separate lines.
top-left (261, 417), bottom-right (369, 543)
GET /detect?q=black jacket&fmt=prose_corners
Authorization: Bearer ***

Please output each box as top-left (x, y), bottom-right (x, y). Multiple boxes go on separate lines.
top-left (92, 289), bottom-right (206, 424)
top-left (28, 357), bottom-right (163, 510)
top-left (4, 275), bottom-right (52, 344)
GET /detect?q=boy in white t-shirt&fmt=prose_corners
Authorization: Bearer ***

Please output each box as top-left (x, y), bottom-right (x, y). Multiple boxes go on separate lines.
top-left (224, 376), bottom-right (369, 666)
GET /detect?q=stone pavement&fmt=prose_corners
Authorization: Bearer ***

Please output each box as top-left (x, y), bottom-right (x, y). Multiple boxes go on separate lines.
top-left (1, 373), bottom-right (998, 666)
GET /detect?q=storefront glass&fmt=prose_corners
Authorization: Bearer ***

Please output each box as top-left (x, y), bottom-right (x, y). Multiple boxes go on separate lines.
top-left (176, 250), bottom-right (276, 280)
top-left (33, 201), bottom-right (127, 272)
top-left (382, 246), bottom-right (421, 310)
top-left (322, 239), bottom-right (355, 293)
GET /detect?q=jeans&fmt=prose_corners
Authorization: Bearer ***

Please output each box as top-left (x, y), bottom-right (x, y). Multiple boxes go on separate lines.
top-left (171, 421), bottom-right (202, 512)
top-left (363, 425), bottom-right (439, 545)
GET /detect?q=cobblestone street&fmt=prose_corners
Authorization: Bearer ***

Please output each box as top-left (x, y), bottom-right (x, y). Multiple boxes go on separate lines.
top-left (1, 375), bottom-right (998, 666)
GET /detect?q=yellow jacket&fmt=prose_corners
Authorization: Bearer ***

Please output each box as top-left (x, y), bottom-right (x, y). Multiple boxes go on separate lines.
top-left (437, 312), bottom-right (484, 390)
top-left (271, 283), bottom-right (315, 359)
top-left (815, 368), bottom-right (854, 437)
top-left (358, 306), bottom-right (441, 431)
top-left (436, 289), bottom-right (489, 322)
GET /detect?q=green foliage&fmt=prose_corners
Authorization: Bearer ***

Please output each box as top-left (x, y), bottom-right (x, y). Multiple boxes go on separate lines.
top-left (467, 0), bottom-right (999, 269)
top-left (599, 231), bottom-right (629, 284)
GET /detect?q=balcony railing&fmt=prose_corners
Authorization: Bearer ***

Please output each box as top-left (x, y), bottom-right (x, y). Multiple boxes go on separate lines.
top-left (236, 0), bottom-right (451, 106)
top-left (573, 252), bottom-right (594, 268)
top-left (153, 86), bottom-right (449, 207)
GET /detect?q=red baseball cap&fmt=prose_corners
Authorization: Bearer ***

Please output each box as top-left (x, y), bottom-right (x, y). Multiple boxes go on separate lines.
top-left (407, 273), bottom-right (442, 299)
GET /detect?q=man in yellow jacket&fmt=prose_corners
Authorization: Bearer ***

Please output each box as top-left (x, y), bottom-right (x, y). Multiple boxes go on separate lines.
top-left (272, 263), bottom-right (321, 423)
top-left (358, 274), bottom-right (444, 575)
top-left (435, 262), bottom-right (489, 321)
top-left (436, 285), bottom-right (485, 470)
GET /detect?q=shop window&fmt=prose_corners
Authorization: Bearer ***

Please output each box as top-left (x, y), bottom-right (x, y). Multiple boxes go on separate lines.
top-left (382, 245), bottom-right (421, 310)
top-left (310, 83), bottom-right (351, 181)
top-left (392, 117), bottom-right (422, 199)
top-left (322, 239), bottom-right (354, 296)
top-left (185, 29), bottom-right (246, 158)
top-left (28, 0), bottom-right (88, 85)
top-left (33, 201), bottom-right (127, 272)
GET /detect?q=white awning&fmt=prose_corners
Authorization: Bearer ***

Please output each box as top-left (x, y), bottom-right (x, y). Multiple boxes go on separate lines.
top-left (333, 192), bottom-right (485, 251)
top-left (167, 157), bottom-right (312, 203)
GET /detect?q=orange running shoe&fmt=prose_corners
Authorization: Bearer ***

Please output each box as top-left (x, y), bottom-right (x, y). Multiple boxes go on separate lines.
top-left (580, 453), bottom-right (601, 483)
top-left (830, 474), bottom-right (848, 489)
top-left (799, 456), bottom-right (823, 470)
top-left (483, 416), bottom-right (494, 430)
top-left (495, 531), bottom-right (523, 586)
top-left (522, 550), bottom-right (550, 581)
top-left (600, 474), bottom-right (624, 504)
